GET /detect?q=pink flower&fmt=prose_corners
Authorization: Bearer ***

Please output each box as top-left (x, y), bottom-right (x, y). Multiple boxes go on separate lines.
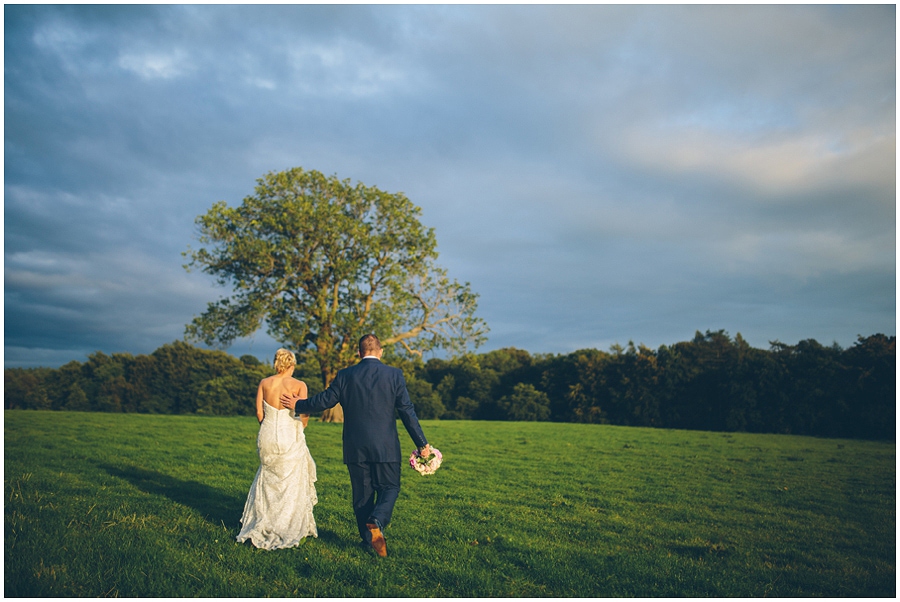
top-left (408, 448), bottom-right (442, 475)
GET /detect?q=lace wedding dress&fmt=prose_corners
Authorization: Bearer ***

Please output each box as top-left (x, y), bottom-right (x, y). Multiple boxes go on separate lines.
top-left (237, 402), bottom-right (318, 549)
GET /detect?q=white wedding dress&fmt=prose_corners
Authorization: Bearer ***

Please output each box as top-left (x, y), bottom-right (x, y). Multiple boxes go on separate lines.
top-left (237, 402), bottom-right (318, 549)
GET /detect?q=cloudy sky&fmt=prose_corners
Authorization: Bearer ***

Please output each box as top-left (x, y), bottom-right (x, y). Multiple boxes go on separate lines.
top-left (5, 4), bottom-right (896, 368)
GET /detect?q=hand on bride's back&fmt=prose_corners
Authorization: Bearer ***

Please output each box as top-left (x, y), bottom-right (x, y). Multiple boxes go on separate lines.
top-left (280, 392), bottom-right (297, 410)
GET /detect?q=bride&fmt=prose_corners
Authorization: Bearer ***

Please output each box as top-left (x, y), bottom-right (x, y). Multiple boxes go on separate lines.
top-left (237, 349), bottom-right (318, 549)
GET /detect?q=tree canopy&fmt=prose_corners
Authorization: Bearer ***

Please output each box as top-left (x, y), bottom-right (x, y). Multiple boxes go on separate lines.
top-left (183, 167), bottom-right (488, 421)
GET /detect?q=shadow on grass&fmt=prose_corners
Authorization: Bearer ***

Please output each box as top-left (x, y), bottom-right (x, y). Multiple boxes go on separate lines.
top-left (100, 463), bottom-right (379, 555)
top-left (316, 528), bottom-right (360, 552)
top-left (99, 463), bottom-right (242, 529)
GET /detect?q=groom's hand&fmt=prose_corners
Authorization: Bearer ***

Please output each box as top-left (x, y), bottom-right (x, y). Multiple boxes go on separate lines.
top-left (419, 444), bottom-right (432, 458)
top-left (280, 393), bottom-right (300, 411)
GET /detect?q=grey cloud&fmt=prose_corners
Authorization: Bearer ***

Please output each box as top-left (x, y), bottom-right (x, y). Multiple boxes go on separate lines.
top-left (4, 5), bottom-right (894, 368)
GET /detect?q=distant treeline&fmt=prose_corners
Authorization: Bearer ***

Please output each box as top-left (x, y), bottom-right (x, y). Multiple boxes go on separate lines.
top-left (4, 331), bottom-right (895, 440)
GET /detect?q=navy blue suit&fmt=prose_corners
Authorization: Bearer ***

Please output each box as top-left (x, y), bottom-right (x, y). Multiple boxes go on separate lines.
top-left (293, 357), bottom-right (428, 540)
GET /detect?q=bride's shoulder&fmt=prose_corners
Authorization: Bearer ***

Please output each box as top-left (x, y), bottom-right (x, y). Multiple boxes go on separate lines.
top-left (285, 376), bottom-right (307, 394)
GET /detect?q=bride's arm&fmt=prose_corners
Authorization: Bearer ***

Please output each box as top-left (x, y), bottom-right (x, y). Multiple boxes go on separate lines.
top-left (255, 382), bottom-right (265, 424)
top-left (294, 380), bottom-right (309, 428)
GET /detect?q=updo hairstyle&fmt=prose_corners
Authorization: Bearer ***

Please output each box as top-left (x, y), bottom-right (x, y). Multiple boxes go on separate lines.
top-left (273, 348), bottom-right (297, 373)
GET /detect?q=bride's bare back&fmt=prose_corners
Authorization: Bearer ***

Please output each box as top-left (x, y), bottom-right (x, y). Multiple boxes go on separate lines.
top-left (256, 373), bottom-right (309, 425)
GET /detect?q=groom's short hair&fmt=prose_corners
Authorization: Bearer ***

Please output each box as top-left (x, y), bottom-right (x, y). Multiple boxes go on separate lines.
top-left (359, 334), bottom-right (382, 356)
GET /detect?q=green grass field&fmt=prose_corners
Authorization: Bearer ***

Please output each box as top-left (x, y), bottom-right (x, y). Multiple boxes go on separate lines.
top-left (4, 410), bottom-right (895, 597)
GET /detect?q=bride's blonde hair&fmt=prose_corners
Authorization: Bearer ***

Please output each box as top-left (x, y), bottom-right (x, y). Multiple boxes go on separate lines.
top-left (273, 348), bottom-right (296, 373)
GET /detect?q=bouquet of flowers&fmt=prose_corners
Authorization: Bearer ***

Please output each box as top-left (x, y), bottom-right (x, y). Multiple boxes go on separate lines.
top-left (409, 447), bottom-right (442, 475)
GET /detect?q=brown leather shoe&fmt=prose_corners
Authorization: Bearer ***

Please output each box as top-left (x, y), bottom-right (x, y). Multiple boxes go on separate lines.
top-left (366, 522), bottom-right (387, 557)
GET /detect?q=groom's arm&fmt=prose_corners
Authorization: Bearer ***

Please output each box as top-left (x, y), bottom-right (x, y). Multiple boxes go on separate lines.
top-left (394, 373), bottom-right (428, 449)
top-left (281, 374), bottom-right (342, 415)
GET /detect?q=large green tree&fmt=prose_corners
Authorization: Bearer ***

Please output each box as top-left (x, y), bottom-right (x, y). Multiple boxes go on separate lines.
top-left (184, 167), bottom-right (488, 421)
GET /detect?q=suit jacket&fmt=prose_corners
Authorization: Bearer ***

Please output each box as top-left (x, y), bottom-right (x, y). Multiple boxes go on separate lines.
top-left (294, 357), bottom-right (428, 464)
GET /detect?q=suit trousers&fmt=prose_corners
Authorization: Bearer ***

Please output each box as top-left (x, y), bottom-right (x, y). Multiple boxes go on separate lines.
top-left (346, 462), bottom-right (401, 541)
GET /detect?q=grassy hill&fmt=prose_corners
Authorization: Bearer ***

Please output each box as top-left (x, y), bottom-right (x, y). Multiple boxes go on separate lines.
top-left (4, 410), bottom-right (894, 596)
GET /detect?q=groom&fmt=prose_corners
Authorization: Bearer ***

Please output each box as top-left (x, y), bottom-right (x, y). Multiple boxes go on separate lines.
top-left (280, 334), bottom-right (432, 557)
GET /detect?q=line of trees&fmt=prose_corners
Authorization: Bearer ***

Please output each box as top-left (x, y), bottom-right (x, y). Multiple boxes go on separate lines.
top-left (412, 331), bottom-right (895, 440)
top-left (4, 331), bottom-right (895, 440)
top-left (4, 341), bottom-right (275, 416)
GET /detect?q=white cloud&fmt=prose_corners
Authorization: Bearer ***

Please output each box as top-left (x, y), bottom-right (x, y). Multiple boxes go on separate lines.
top-left (618, 123), bottom-right (893, 196)
top-left (285, 40), bottom-right (409, 98)
top-left (246, 77), bottom-right (277, 91)
top-left (117, 49), bottom-right (191, 80)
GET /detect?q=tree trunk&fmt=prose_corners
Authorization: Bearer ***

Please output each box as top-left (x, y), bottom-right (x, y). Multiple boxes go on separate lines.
top-left (318, 363), bottom-right (344, 423)
top-left (321, 403), bottom-right (344, 423)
